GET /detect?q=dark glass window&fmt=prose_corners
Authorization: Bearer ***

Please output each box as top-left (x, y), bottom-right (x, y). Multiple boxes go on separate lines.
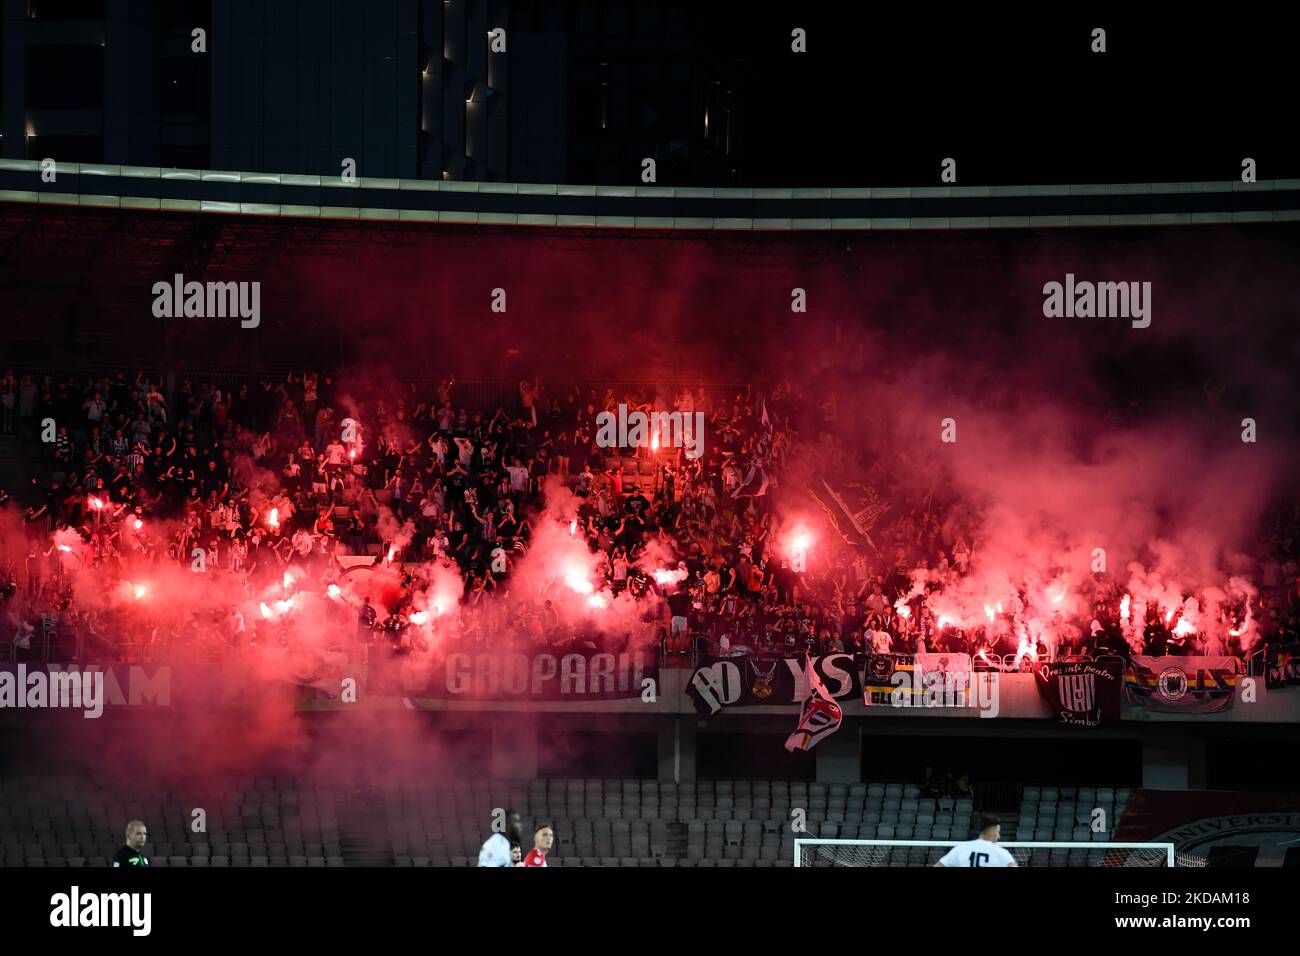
top-left (25, 44), bottom-right (103, 109)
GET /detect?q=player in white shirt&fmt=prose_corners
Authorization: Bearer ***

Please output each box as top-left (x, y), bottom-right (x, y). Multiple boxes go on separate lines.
top-left (478, 809), bottom-right (523, 867)
top-left (931, 815), bottom-right (1018, 867)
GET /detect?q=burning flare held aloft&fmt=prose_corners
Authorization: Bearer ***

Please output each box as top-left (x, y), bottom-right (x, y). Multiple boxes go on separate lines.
top-left (876, 547), bottom-right (1259, 662)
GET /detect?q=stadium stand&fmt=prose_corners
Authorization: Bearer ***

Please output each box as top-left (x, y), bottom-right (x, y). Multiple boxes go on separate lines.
top-left (0, 775), bottom-right (1117, 867)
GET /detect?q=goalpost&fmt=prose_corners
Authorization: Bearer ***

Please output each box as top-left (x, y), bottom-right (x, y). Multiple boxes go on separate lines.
top-left (794, 838), bottom-right (1180, 867)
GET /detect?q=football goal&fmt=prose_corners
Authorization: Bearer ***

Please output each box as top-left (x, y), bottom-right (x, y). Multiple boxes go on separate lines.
top-left (794, 838), bottom-right (1180, 867)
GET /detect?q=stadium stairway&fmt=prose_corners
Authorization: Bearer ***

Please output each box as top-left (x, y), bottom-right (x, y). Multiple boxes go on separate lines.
top-left (337, 788), bottom-right (394, 866)
top-left (666, 820), bottom-right (688, 858)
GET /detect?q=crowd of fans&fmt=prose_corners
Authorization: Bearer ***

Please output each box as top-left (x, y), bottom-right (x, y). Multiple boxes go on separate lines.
top-left (1, 367), bottom-right (1298, 672)
top-left (684, 519), bottom-right (1297, 667)
top-left (0, 369), bottom-right (787, 665)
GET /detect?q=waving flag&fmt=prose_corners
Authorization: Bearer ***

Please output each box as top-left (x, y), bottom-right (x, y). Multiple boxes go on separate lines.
top-left (287, 647), bottom-right (352, 697)
top-left (731, 461), bottom-right (769, 498)
top-left (807, 478), bottom-right (887, 553)
top-left (1266, 643), bottom-right (1300, 689)
top-left (784, 653), bottom-right (843, 752)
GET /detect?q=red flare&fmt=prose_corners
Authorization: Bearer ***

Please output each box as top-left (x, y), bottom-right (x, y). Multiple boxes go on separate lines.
top-left (564, 573), bottom-right (594, 595)
top-left (653, 567), bottom-right (688, 586)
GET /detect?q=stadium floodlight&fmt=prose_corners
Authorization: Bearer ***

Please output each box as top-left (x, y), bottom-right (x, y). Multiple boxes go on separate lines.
top-left (794, 838), bottom-right (1181, 868)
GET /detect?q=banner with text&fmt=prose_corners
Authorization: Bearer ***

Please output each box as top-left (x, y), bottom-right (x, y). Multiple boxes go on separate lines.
top-left (1034, 659), bottom-right (1122, 726)
top-left (0, 662), bottom-right (311, 712)
top-left (421, 649), bottom-right (658, 702)
top-left (686, 654), bottom-right (863, 716)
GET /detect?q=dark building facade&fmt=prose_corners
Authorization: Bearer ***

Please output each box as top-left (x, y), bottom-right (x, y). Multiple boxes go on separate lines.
top-left (2, 4), bottom-right (1295, 187)
top-left (2, 0), bottom-right (739, 186)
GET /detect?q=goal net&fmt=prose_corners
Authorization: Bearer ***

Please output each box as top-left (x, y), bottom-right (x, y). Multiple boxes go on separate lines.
top-left (794, 839), bottom-right (1177, 867)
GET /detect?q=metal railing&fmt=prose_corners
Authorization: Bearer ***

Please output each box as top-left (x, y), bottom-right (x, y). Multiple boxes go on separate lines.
top-left (693, 645), bottom-right (1116, 669)
top-left (2, 618), bottom-right (1267, 675)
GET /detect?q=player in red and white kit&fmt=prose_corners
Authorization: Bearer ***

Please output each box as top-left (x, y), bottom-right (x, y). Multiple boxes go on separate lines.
top-left (522, 824), bottom-right (554, 867)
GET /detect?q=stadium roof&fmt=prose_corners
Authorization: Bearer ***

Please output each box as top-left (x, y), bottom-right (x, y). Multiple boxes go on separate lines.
top-left (3, 160), bottom-right (1300, 231)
